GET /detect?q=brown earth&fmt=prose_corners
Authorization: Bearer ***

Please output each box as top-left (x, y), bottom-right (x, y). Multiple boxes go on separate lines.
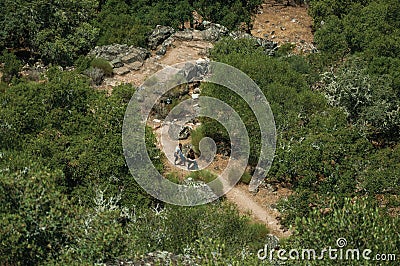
top-left (251, 0), bottom-right (314, 53)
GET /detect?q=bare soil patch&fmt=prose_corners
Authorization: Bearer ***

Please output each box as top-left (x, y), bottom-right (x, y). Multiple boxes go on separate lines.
top-left (251, 0), bottom-right (314, 53)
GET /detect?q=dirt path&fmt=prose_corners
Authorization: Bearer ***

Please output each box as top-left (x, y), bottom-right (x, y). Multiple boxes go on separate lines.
top-left (226, 184), bottom-right (291, 238)
top-left (110, 0), bottom-right (314, 237)
top-left (151, 119), bottom-right (291, 238)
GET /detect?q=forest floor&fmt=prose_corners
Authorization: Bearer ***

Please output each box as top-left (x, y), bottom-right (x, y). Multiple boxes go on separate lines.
top-left (110, 0), bottom-right (314, 238)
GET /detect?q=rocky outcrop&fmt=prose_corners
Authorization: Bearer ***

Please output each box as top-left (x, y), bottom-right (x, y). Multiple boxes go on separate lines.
top-left (229, 31), bottom-right (278, 55)
top-left (178, 125), bottom-right (192, 140)
top-left (178, 59), bottom-right (210, 82)
top-left (89, 22), bottom-right (277, 77)
top-left (153, 21), bottom-right (277, 56)
top-left (88, 44), bottom-right (150, 73)
top-left (148, 25), bottom-right (176, 50)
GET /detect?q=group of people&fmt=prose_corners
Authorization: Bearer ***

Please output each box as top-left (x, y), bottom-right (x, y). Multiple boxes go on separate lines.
top-left (174, 143), bottom-right (198, 170)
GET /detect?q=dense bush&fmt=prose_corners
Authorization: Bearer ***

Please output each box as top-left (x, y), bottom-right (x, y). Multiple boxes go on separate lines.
top-left (204, 38), bottom-right (399, 258)
top-left (282, 197), bottom-right (399, 265)
top-left (1, 67), bottom-right (277, 264)
top-left (0, 50), bottom-right (22, 82)
top-left (0, 0), bottom-right (99, 65)
top-left (1, 0), bottom-right (400, 264)
top-left (321, 58), bottom-right (400, 140)
top-left (0, 162), bottom-right (74, 264)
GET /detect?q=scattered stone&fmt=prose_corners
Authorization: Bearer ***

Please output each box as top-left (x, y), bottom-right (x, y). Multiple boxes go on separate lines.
top-left (148, 25), bottom-right (175, 50)
top-left (156, 46), bottom-right (167, 56)
top-left (162, 36), bottom-right (175, 48)
top-left (178, 126), bottom-right (192, 140)
top-left (89, 44), bottom-right (150, 63)
top-left (128, 61), bottom-right (143, 71)
top-left (110, 58), bottom-right (124, 68)
top-left (106, 250), bottom-right (201, 266)
top-left (113, 66), bottom-right (131, 75)
top-left (178, 60), bottom-right (209, 83)
top-left (174, 30), bottom-right (193, 41)
top-left (229, 31), bottom-right (277, 54)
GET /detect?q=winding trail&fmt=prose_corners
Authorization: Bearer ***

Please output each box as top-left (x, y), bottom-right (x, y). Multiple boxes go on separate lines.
top-left (153, 121), bottom-right (291, 239)
top-left (225, 185), bottom-right (290, 238)
top-left (107, 0), bottom-right (314, 238)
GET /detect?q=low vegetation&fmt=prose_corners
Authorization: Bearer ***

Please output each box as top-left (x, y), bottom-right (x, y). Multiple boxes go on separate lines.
top-left (1, 0), bottom-right (399, 264)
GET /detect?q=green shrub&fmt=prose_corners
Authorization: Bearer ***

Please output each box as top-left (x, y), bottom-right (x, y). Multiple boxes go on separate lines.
top-left (239, 171), bottom-right (252, 185)
top-left (166, 172), bottom-right (181, 184)
top-left (74, 55), bottom-right (93, 73)
top-left (275, 43), bottom-right (295, 57)
top-left (282, 197), bottom-right (400, 265)
top-left (90, 58), bottom-right (113, 76)
top-left (0, 50), bottom-right (22, 82)
top-left (0, 162), bottom-right (74, 265)
top-left (187, 169), bottom-right (217, 183)
top-left (191, 127), bottom-right (205, 154)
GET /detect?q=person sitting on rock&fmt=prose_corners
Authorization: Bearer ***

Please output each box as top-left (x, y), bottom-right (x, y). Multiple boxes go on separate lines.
top-left (174, 143), bottom-right (186, 166)
top-left (186, 148), bottom-right (198, 170)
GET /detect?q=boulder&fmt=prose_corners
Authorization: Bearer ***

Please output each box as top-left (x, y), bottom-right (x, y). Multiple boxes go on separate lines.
top-left (89, 44), bottom-right (150, 63)
top-left (178, 126), bottom-right (192, 140)
top-left (178, 60), bottom-right (210, 82)
top-left (192, 30), bottom-right (204, 41)
top-left (120, 47), bottom-right (150, 63)
top-left (156, 46), bottom-right (167, 56)
top-left (173, 30), bottom-right (193, 41)
top-left (113, 66), bottom-right (131, 75)
top-left (110, 58), bottom-right (124, 68)
top-left (148, 25), bottom-right (175, 50)
top-left (128, 61), bottom-right (143, 71)
top-left (200, 21), bottom-right (229, 41)
top-left (161, 36), bottom-right (175, 49)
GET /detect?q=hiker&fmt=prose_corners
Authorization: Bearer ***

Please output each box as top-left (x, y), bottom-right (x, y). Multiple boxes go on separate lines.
top-left (186, 148), bottom-right (198, 170)
top-left (174, 143), bottom-right (186, 166)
